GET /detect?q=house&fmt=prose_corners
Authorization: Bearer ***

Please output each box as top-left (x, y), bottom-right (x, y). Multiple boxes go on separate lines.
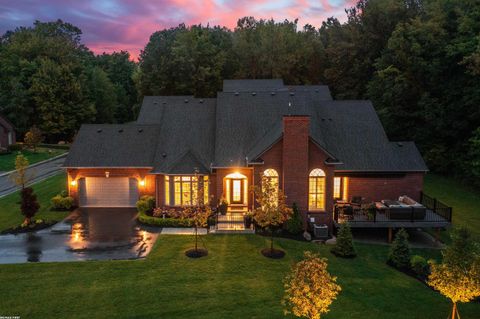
top-left (0, 114), bottom-right (16, 150)
top-left (64, 79), bottom-right (450, 233)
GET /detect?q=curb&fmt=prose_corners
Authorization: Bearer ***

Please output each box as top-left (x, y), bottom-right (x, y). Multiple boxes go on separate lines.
top-left (0, 152), bottom-right (68, 178)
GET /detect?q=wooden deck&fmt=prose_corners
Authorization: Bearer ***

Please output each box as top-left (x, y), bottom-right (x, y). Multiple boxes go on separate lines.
top-left (334, 209), bottom-right (451, 228)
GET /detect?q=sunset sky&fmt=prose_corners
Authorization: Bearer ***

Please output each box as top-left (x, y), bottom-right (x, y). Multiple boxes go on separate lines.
top-left (0, 0), bottom-right (355, 60)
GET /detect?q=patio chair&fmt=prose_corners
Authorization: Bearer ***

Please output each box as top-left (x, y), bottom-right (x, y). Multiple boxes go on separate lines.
top-left (350, 196), bottom-right (364, 212)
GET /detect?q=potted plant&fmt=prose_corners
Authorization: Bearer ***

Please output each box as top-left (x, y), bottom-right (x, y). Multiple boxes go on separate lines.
top-left (366, 203), bottom-right (376, 221)
top-left (218, 196), bottom-right (228, 215)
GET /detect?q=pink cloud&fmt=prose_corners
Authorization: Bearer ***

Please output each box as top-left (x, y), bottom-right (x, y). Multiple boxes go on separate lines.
top-left (0, 0), bottom-right (356, 61)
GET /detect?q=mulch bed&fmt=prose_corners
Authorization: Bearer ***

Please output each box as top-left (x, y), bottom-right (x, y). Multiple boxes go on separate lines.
top-left (261, 248), bottom-right (286, 259)
top-left (1, 220), bottom-right (57, 235)
top-left (185, 248), bottom-right (208, 258)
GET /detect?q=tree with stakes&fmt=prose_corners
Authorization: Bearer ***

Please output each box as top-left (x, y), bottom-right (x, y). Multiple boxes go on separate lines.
top-left (331, 222), bottom-right (356, 258)
top-left (252, 175), bottom-right (293, 258)
top-left (428, 227), bottom-right (480, 319)
top-left (387, 228), bottom-right (411, 269)
top-left (184, 169), bottom-right (211, 258)
top-left (283, 251), bottom-right (341, 319)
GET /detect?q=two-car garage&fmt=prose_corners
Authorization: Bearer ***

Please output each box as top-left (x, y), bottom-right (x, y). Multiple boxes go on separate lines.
top-left (78, 177), bottom-right (139, 207)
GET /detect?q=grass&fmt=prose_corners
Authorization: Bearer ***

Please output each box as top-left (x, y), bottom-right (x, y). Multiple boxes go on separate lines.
top-left (0, 235), bottom-right (478, 318)
top-left (0, 173), bottom-right (68, 231)
top-left (0, 147), bottom-right (67, 172)
top-left (424, 173), bottom-right (480, 242)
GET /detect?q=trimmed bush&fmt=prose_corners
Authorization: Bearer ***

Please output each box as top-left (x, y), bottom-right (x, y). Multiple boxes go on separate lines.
top-left (285, 203), bottom-right (303, 235)
top-left (410, 255), bottom-right (429, 279)
top-left (331, 222), bottom-right (356, 258)
top-left (51, 192), bottom-right (74, 211)
top-left (136, 195), bottom-right (155, 215)
top-left (138, 212), bottom-right (193, 227)
top-left (388, 228), bottom-right (411, 269)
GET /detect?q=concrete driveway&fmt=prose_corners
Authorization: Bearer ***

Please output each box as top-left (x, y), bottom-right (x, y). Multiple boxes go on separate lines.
top-left (0, 208), bottom-right (159, 264)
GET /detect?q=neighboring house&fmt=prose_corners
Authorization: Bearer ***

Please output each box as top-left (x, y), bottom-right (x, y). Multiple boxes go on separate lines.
top-left (64, 79), bottom-right (450, 233)
top-left (0, 114), bottom-right (16, 149)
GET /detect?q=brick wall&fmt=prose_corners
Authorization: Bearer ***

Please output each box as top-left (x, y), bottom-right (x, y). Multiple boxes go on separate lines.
top-left (343, 172), bottom-right (425, 202)
top-left (282, 116), bottom-right (310, 212)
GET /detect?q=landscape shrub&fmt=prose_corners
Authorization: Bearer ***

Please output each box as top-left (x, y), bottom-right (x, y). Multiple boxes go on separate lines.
top-left (331, 222), bottom-right (356, 258)
top-left (388, 228), bottom-right (411, 269)
top-left (285, 203), bottom-right (303, 235)
top-left (138, 212), bottom-right (193, 227)
top-left (136, 195), bottom-right (155, 215)
top-left (51, 193), bottom-right (75, 211)
top-left (410, 255), bottom-right (429, 279)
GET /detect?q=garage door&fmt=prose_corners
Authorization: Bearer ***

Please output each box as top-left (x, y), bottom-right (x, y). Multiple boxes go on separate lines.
top-left (78, 177), bottom-right (139, 207)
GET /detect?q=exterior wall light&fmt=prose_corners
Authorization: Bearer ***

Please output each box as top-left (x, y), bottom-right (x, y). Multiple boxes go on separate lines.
top-left (70, 180), bottom-right (77, 187)
top-left (105, 171), bottom-right (110, 178)
top-left (139, 179), bottom-right (146, 187)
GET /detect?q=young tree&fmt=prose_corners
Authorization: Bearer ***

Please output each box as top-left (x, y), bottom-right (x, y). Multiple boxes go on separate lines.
top-left (24, 126), bottom-right (44, 152)
top-left (10, 154), bottom-right (33, 190)
top-left (331, 222), bottom-right (356, 258)
top-left (184, 174), bottom-right (211, 258)
top-left (428, 227), bottom-right (480, 319)
top-left (387, 228), bottom-right (411, 269)
top-left (285, 202), bottom-right (303, 235)
top-left (253, 175), bottom-right (293, 258)
top-left (20, 187), bottom-right (40, 225)
top-left (283, 251), bottom-right (341, 319)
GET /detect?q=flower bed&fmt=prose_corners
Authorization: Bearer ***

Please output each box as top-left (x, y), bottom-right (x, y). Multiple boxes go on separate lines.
top-left (1, 219), bottom-right (56, 235)
top-left (138, 211), bottom-right (194, 228)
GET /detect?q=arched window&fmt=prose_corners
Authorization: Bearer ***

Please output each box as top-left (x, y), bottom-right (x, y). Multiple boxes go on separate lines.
top-left (309, 169), bottom-right (325, 210)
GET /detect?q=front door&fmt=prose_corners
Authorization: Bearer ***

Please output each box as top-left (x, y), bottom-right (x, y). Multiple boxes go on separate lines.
top-left (230, 179), bottom-right (244, 204)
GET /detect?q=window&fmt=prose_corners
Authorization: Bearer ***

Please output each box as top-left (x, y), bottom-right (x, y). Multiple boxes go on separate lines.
top-left (263, 169), bottom-right (279, 204)
top-left (309, 169), bottom-right (325, 210)
top-left (169, 175), bottom-right (208, 206)
top-left (334, 177), bottom-right (342, 199)
top-left (165, 176), bottom-right (170, 205)
top-left (203, 176), bottom-right (209, 204)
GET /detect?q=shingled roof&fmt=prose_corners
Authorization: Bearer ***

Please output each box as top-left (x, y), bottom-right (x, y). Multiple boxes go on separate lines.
top-left (63, 124), bottom-right (159, 168)
top-left (64, 79), bottom-right (428, 173)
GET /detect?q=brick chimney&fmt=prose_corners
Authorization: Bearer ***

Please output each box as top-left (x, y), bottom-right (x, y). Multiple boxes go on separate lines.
top-left (282, 116), bottom-right (310, 212)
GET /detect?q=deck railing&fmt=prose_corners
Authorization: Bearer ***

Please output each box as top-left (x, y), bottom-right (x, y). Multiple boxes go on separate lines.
top-left (420, 192), bottom-right (453, 222)
top-left (333, 193), bottom-right (452, 224)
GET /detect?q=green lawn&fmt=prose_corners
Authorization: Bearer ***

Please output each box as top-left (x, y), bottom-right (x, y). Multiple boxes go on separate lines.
top-left (0, 147), bottom-right (67, 172)
top-left (0, 173), bottom-right (68, 231)
top-left (424, 174), bottom-right (480, 241)
top-left (0, 235), bottom-right (478, 319)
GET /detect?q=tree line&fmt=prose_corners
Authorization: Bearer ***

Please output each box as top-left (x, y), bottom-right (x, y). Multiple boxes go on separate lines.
top-left (1, 0), bottom-right (479, 186)
top-left (0, 20), bottom-right (137, 141)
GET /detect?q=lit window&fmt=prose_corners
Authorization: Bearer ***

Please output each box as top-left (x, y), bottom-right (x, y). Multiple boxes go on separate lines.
top-left (171, 175), bottom-right (207, 206)
top-left (334, 177), bottom-right (343, 199)
top-left (203, 176), bottom-right (209, 204)
top-left (165, 176), bottom-right (170, 205)
top-left (309, 169), bottom-right (325, 210)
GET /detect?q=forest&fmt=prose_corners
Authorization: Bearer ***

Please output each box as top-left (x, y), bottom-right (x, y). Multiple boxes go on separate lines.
top-left (0, 0), bottom-right (479, 186)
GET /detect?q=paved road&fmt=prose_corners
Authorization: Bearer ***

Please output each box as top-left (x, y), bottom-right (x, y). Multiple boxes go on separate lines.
top-left (0, 154), bottom-right (67, 198)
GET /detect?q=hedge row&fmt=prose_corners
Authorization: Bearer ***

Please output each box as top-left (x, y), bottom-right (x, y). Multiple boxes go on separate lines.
top-left (138, 212), bottom-right (194, 228)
